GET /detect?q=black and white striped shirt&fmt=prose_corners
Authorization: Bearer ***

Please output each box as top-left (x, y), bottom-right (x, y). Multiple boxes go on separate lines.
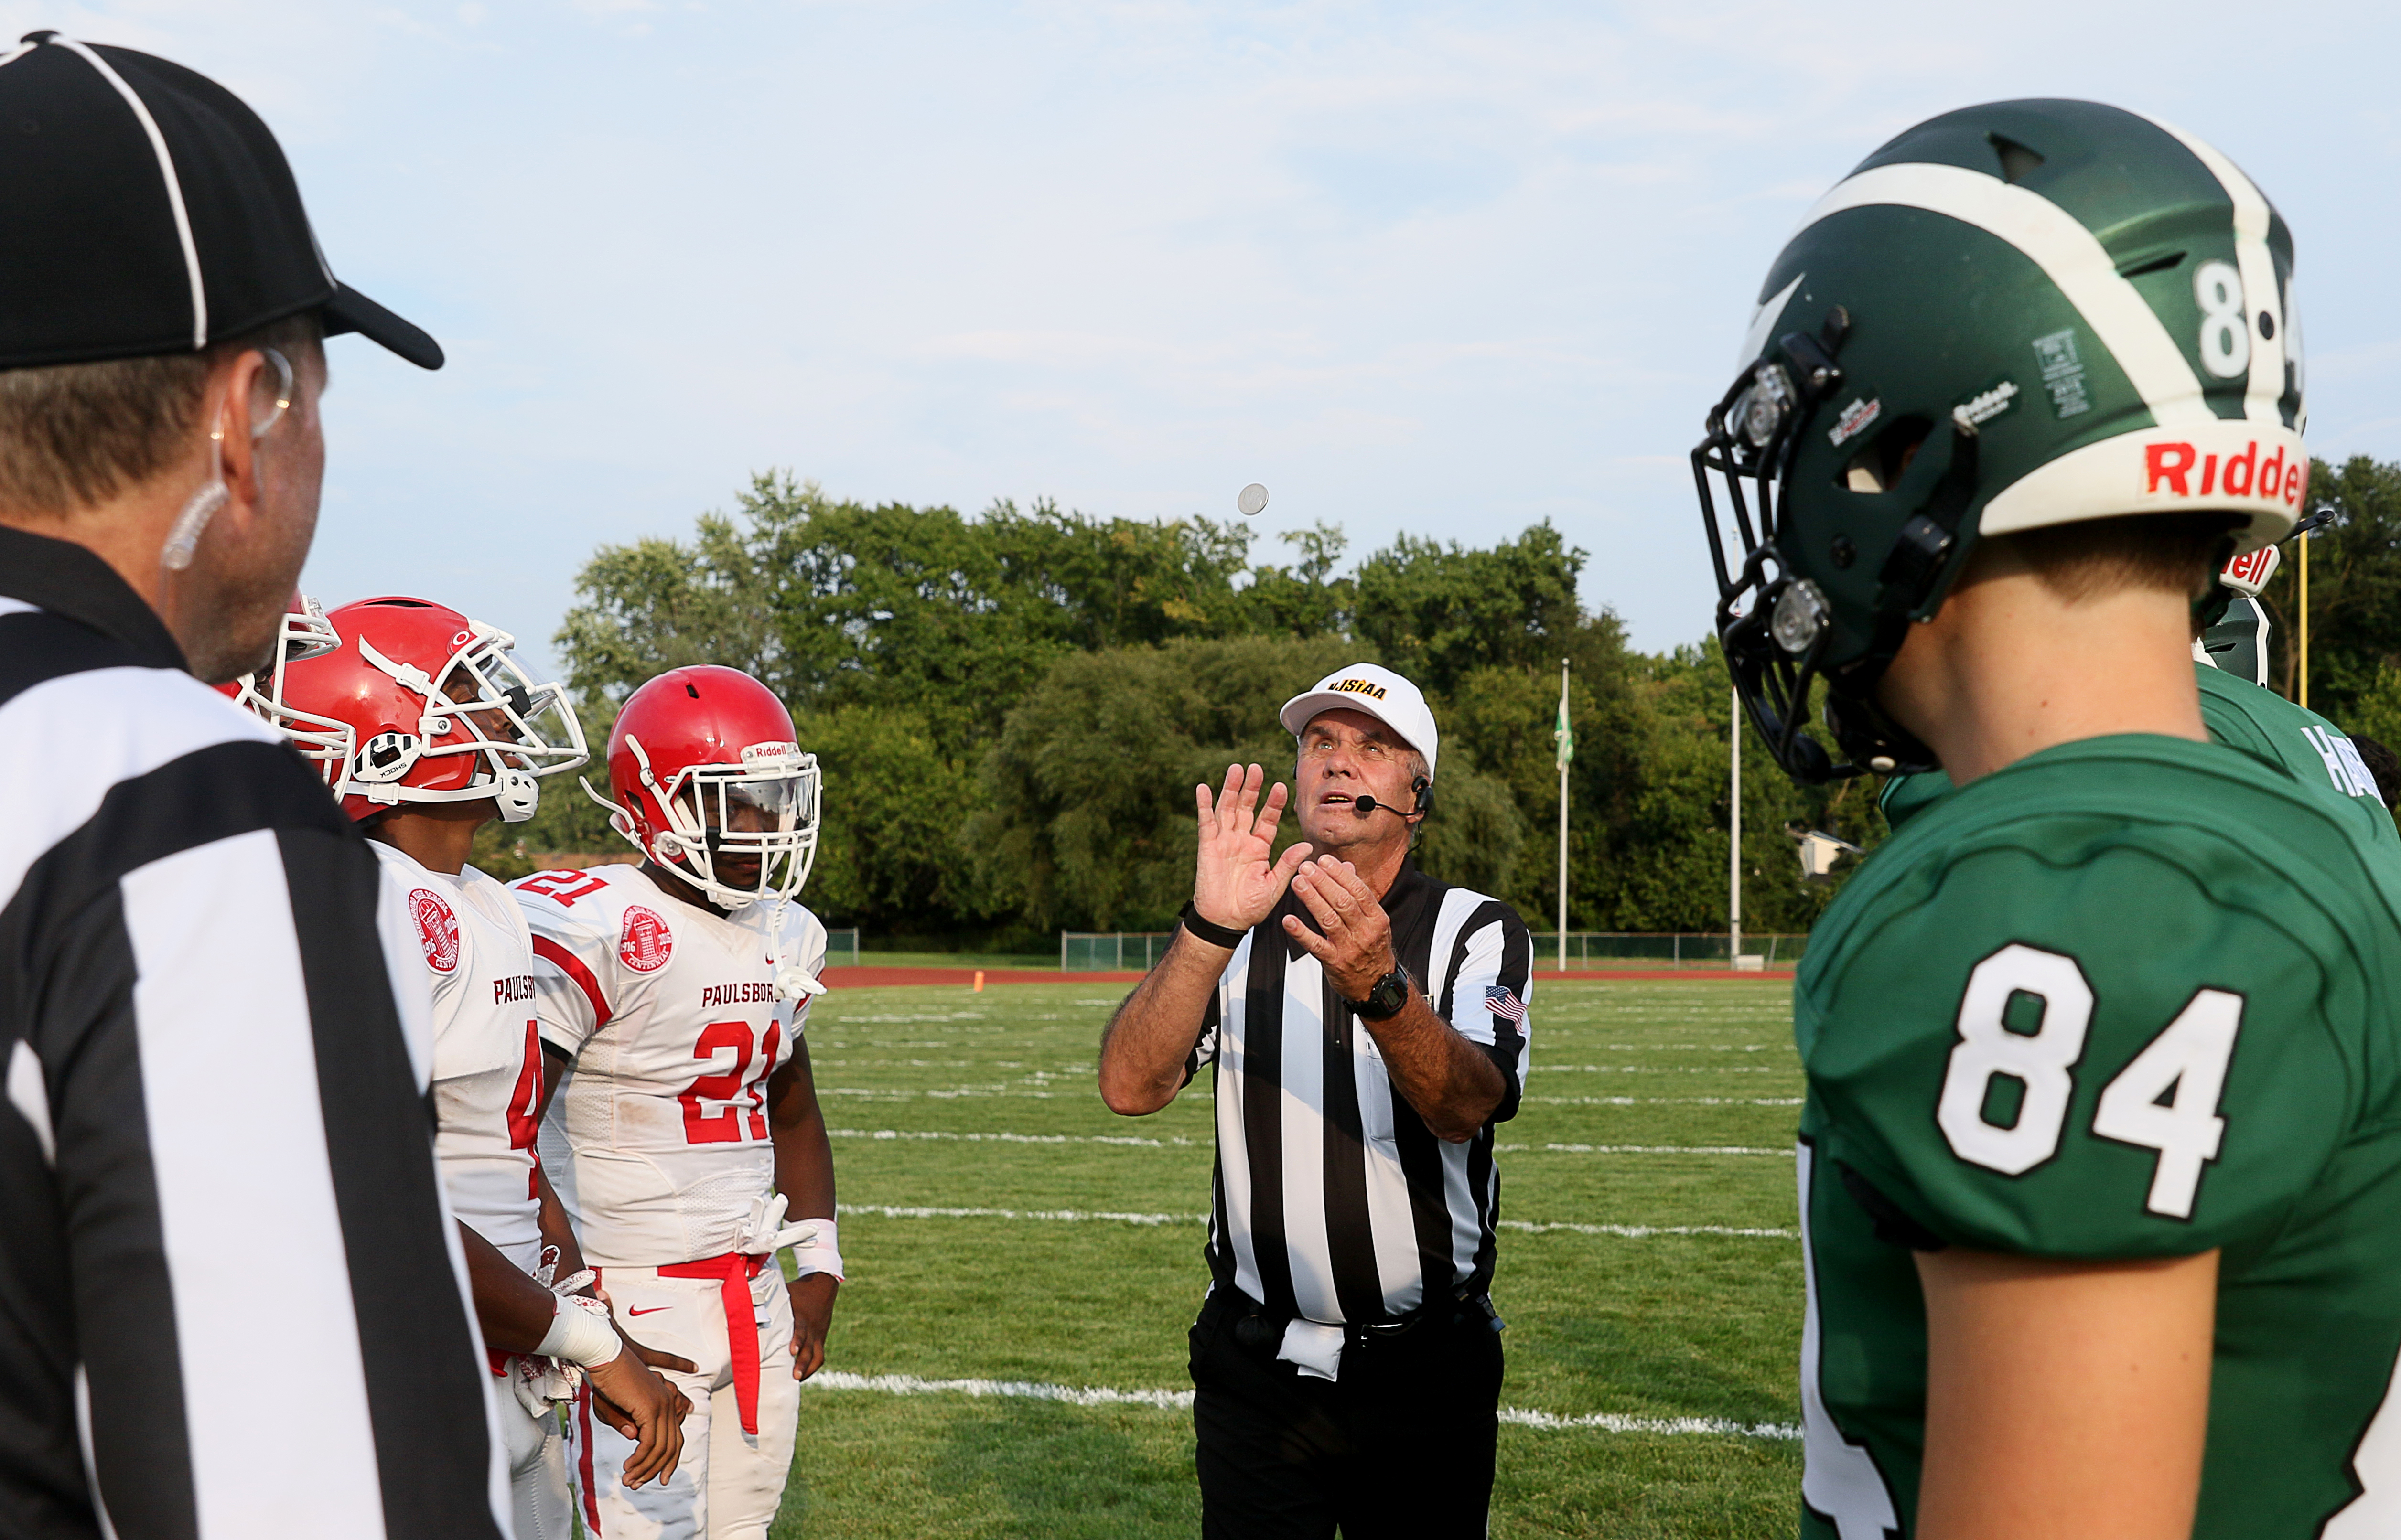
top-left (1189, 862), bottom-right (1532, 1325)
top-left (0, 526), bottom-right (506, 1540)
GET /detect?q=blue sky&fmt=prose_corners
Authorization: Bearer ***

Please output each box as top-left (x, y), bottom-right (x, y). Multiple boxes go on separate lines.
top-left (15, 1), bottom-right (2399, 674)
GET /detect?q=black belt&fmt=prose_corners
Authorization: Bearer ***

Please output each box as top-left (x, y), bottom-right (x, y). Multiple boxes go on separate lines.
top-left (1210, 1284), bottom-right (1505, 1354)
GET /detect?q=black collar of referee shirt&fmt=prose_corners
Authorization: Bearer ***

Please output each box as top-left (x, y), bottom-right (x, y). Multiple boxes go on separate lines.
top-left (1277, 857), bottom-right (1434, 962)
top-left (0, 523), bottom-right (188, 671)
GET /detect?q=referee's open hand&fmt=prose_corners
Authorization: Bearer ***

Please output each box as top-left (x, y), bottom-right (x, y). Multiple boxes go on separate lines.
top-left (1193, 763), bottom-right (1312, 936)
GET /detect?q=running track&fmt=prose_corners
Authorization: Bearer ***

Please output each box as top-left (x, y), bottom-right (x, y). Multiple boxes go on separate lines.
top-left (821, 965), bottom-right (1795, 988)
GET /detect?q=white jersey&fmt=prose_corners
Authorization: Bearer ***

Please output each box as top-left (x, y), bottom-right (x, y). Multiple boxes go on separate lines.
top-left (369, 842), bottom-right (546, 1273)
top-left (512, 864), bottom-right (828, 1268)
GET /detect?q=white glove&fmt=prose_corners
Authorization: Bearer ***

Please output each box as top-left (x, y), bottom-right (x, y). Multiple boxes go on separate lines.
top-left (766, 903), bottom-right (829, 1004)
top-left (533, 1244), bottom-right (596, 1301)
top-left (510, 1245), bottom-right (618, 1415)
top-left (774, 961), bottom-right (826, 1003)
top-left (735, 1191), bottom-right (818, 1257)
top-left (509, 1351), bottom-right (584, 1419)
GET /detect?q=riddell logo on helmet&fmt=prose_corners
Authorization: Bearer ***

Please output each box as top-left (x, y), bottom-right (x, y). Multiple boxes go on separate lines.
top-left (2143, 441), bottom-right (2308, 507)
top-left (621, 906), bottom-right (674, 973)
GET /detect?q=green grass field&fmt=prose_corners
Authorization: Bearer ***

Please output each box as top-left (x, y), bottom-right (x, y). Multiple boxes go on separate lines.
top-left (772, 979), bottom-right (1806, 1538)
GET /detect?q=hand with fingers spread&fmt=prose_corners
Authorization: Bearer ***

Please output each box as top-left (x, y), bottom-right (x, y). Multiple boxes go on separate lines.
top-left (1193, 763), bottom-right (1313, 937)
top-left (1099, 764), bottom-right (1313, 1116)
top-left (1284, 856), bottom-right (1398, 1001)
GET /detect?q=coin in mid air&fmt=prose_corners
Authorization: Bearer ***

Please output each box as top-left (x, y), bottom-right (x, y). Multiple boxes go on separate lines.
top-left (1237, 483), bottom-right (1269, 517)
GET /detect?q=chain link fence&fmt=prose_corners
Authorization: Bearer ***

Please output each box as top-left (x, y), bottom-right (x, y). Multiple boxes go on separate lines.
top-left (1533, 932), bottom-right (1807, 969)
top-left (1060, 932), bottom-right (1177, 972)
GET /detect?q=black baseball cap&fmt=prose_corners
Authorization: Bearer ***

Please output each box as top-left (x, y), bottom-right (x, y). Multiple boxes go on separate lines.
top-left (0, 32), bottom-right (441, 370)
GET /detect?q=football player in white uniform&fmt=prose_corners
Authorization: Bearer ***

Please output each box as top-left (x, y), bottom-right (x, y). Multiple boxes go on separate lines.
top-left (514, 664), bottom-right (842, 1540)
top-left (239, 595), bottom-right (694, 1538)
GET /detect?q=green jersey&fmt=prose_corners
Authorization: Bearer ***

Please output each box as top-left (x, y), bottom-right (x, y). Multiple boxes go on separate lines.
top-left (1879, 663), bottom-right (2400, 846)
top-left (1797, 735), bottom-right (2401, 1539)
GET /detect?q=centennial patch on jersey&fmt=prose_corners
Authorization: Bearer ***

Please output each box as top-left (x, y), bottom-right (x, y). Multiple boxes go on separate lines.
top-left (410, 888), bottom-right (461, 973)
top-left (621, 905), bottom-right (674, 973)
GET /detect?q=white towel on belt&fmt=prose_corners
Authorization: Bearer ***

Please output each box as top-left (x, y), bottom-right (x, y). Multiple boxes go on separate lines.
top-left (1277, 1319), bottom-right (1346, 1382)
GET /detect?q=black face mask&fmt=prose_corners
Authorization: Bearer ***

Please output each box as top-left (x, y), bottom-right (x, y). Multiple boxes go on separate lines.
top-left (1693, 309), bottom-right (1981, 784)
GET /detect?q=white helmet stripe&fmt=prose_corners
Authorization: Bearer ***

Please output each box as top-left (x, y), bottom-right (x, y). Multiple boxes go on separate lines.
top-left (1737, 273), bottom-right (1805, 372)
top-left (1790, 162), bottom-right (2211, 426)
top-left (2138, 114), bottom-right (2289, 428)
top-left (355, 633), bottom-right (442, 701)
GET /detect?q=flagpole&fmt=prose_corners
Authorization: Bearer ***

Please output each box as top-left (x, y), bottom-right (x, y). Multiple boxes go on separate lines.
top-left (1556, 658), bottom-right (1570, 973)
top-left (1730, 689), bottom-right (1742, 970)
top-left (2300, 527), bottom-right (2311, 708)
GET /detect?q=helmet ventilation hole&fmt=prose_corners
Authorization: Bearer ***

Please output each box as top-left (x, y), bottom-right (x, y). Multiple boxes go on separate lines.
top-left (1988, 133), bottom-right (2045, 185)
top-left (1839, 416), bottom-right (1932, 494)
top-left (2117, 250), bottom-right (2186, 279)
top-left (686, 683), bottom-right (701, 699)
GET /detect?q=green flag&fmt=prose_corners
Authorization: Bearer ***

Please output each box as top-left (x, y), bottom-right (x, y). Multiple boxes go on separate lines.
top-left (1554, 676), bottom-right (1573, 770)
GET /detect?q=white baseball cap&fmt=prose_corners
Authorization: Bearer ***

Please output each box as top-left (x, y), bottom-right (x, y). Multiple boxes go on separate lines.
top-left (1279, 663), bottom-right (1439, 777)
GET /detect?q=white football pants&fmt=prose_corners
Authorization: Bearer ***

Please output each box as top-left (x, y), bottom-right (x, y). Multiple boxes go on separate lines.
top-left (496, 1365), bottom-right (573, 1540)
top-left (568, 1261), bottom-right (799, 1540)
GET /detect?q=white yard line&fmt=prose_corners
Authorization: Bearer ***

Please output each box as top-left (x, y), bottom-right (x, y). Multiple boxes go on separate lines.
top-left (835, 1131), bottom-right (1786, 1155)
top-left (1496, 1144), bottom-right (1795, 1157)
top-left (829, 1128), bottom-right (1202, 1148)
top-left (1525, 1096), bottom-right (1803, 1106)
top-left (840, 1203), bottom-right (1205, 1225)
top-left (828, 1067), bottom-right (1798, 1095)
top-left (1521, 1066), bottom-right (1791, 1075)
top-left (822, 1087), bottom-right (1213, 1102)
top-left (1565, 1044), bottom-right (1783, 1052)
top-left (808, 1370), bottom-right (1800, 1440)
top-left (1498, 1220), bottom-right (1796, 1239)
top-left (836, 1205), bottom-right (1795, 1239)
top-left (1499, 1407), bottom-right (1801, 1439)
top-left (814, 1371), bottom-right (1192, 1410)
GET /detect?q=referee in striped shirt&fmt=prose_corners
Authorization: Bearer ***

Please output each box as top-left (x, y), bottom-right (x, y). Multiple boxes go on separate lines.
top-left (1100, 663), bottom-right (1532, 1539)
top-left (0, 36), bottom-right (505, 1540)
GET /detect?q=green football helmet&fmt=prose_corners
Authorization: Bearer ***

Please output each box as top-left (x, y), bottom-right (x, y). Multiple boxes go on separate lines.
top-left (1695, 99), bottom-right (2308, 782)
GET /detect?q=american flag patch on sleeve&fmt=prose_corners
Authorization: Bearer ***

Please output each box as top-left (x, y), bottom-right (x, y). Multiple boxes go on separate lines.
top-left (1484, 985), bottom-right (1527, 1022)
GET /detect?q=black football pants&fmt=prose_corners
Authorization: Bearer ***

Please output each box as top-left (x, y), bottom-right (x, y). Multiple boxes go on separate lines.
top-left (1189, 1289), bottom-right (1503, 1540)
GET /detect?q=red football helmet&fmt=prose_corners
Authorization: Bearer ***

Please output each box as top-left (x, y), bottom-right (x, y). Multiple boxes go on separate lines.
top-left (220, 592), bottom-right (350, 778)
top-left (591, 665), bottom-right (819, 907)
top-left (265, 596), bottom-right (588, 823)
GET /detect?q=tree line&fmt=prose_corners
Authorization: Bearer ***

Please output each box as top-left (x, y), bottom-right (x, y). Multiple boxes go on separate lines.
top-left (2250, 456), bottom-right (2401, 739)
top-left (505, 473), bottom-right (1871, 942)
top-left (504, 458), bottom-right (2401, 945)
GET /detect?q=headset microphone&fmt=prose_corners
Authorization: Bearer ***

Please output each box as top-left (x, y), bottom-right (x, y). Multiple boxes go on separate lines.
top-left (1353, 777), bottom-right (1433, 819)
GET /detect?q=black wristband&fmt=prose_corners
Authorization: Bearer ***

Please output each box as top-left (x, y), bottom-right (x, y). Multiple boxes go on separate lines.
top-left (1179, 900), bottom-right (1248, 950)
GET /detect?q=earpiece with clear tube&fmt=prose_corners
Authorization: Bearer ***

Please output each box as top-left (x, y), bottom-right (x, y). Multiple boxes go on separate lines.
top-left (160, 346), bottom-right (292, 572)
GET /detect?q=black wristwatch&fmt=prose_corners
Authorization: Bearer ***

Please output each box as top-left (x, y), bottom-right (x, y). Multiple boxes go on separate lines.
top-left (1345, 967), bottom-right (1412, 1022)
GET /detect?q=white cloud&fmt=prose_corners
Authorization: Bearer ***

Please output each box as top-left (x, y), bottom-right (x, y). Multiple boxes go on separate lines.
top-left (2, 0), bottom-right (2395, 675)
